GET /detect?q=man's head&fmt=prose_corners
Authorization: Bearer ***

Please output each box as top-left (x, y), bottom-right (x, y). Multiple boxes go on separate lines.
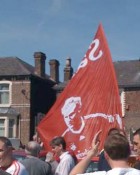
top-left (0, 137), bottom-right (13, 167)
top-left (61, 97), bottom-right (85, 133)
top-left (50, 137), bottom-right (66, 156)
top-left (25, 141), bottom-right (41, 157)
top-left (133, 128), bottom-right (140, 156)
top-left (104, 133), bottom-right (130, 162)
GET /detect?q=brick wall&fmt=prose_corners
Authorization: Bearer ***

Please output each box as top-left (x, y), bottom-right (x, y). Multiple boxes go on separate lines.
top-left (124, 89), bottom-right (140, 133)
top-left (11, 80), bottom-right (31, 144)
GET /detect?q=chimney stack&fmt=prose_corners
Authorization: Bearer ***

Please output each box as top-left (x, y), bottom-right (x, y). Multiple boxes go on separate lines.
top-left (34, 52), bottom-right (46, 78)
top-left (64, 57), bottom-right (73, 81)
top-left (49, 59), bottom-right (59, 83)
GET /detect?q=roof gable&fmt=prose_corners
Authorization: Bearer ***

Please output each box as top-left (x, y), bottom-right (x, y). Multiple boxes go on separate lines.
top-left (114, 60), bottom-right (140, 87)
top-left (0, 57), bottom-right (34, 76)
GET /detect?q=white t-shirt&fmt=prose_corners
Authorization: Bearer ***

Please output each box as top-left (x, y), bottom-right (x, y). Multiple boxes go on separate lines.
top-left (78, 168), bottom-right (140, 175)
top-left (6, 160), bottom-right (28, 175)
top-left (55, 151), bottom-right (75, 175)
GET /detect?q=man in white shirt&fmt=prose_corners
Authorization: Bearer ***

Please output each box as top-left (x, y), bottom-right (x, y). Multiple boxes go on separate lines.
top-left (70, 131), bottom-right (140, 175)
top-left (50, 136), bottom-right (75, 175)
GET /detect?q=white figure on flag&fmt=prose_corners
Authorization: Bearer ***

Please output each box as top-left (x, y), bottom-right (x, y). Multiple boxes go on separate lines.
top-left (61, 96), bottom-right (122, 142)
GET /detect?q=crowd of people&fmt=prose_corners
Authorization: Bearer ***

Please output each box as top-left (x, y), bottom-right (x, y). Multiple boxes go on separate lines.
top-left (70, 129), bottom-right (140, 175)
top-left (0, 128), bottom-right (140, 175)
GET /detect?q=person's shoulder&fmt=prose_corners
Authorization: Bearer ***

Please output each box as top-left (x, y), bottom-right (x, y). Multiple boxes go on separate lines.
top-left (40, 161), bottom-right (52, 173)
top-left (128, 168), bottom-right (140, 174)
top-left (34, 157), bottom-right (50, 164)
top-left (65, 152), bottom-right (76, 162)
top-left (38, 158), bottom-right (52, 169)
top-left (107, 168), bottom-right (140, 175)
top-left (11, 160), bottom-right (29, 175)
top-left (12, 160), bottom-right (26, 168)
top-left (61, 151), bottom-right (72, 158)
top-left (77, 171), bottom-right (106, 175)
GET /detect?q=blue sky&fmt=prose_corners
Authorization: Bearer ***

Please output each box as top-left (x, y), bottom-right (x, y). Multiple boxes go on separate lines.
top-left (0, 0), bottom-right (140, 81)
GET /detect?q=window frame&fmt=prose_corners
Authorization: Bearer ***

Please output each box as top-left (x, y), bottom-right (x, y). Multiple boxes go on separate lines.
top-left (0, 116), bottom-right (17, 137)
top-left (120, 90), bottom-right (125, 117)
top-left (0, 81), bottom-right (12, 107)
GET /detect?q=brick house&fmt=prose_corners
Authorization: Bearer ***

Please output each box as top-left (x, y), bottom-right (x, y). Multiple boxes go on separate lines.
top-left (0, 51), bottom-right (139, 144)
top-left (114, 60), bottom-right (140, 133)
top-left (0, 52), bottom-right (57, 144)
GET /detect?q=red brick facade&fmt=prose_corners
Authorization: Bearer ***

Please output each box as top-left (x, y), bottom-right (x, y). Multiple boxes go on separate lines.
top-left (124, 89), bottom-right (140, 133)
top-left (11, 80), bottom-right (31, 143)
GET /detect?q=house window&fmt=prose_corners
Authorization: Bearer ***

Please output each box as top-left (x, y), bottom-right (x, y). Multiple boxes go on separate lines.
top-left (0, 119), bottom-right (5, 136)
top-left (0, 117), bottom-right (16, 137)
top-left (0, 82), bottom-right (11, 106)
top-left (9, 119), bottom-right (15, 138)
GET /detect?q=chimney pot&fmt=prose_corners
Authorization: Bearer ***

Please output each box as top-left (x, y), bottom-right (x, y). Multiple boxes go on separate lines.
top-left (64, 57), bottom-right (73, 81)
top-left (49, 59), bottom-right (59, 83)
top-left (34, 52), bottom-right (46, 78)
top-left (66, 57), bottom-right (71, 67)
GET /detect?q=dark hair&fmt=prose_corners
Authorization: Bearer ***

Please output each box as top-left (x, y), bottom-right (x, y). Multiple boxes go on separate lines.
top-left (133, 128), bottom-right (140, 137)
top-left (104, 133), bottom-right (130, 160)
top-left (50, 137), bottom-right (66, 150)
top-left (107, 128), bottom-right (120, 136)
top-left (0, 137), bottom-right (12, 147)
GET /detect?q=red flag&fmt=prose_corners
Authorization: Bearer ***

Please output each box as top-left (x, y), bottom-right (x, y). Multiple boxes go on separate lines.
top-left (37, 24), bottom-right (123, 159)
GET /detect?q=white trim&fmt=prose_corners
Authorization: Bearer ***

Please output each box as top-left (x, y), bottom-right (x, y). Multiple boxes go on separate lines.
top-left (120, 91), bottom-right (126, 117)
top-left (0, 118), bottom-right (6, 136)
top-left (13, 81), bottom-right (30, 84)
top-left (5, 118), bottom-right (8, 136)
top-left (0, 116), bottom-right (17, 137)
top-left (0, 81), bottom-right (12, 107)
top-left (12, 104), bottom-right (30, 107)
top-left (20, 119), bottom-right (30, 121)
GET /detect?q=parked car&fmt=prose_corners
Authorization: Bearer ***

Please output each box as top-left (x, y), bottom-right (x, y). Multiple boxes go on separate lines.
top-left (9, 138), bottom-right (25, 149)
top-left (12, 149), bottom-right (47, 161)
top-left (78, 156), bottom-right (99, 173)
top-left (86, 156), bottom-right (99, 172)
top-left (12, 150), bottom-right (26, 161)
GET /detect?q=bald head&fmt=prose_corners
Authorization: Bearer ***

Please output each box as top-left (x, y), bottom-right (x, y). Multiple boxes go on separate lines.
top-left (25, 141), bottom-right (41, 157)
